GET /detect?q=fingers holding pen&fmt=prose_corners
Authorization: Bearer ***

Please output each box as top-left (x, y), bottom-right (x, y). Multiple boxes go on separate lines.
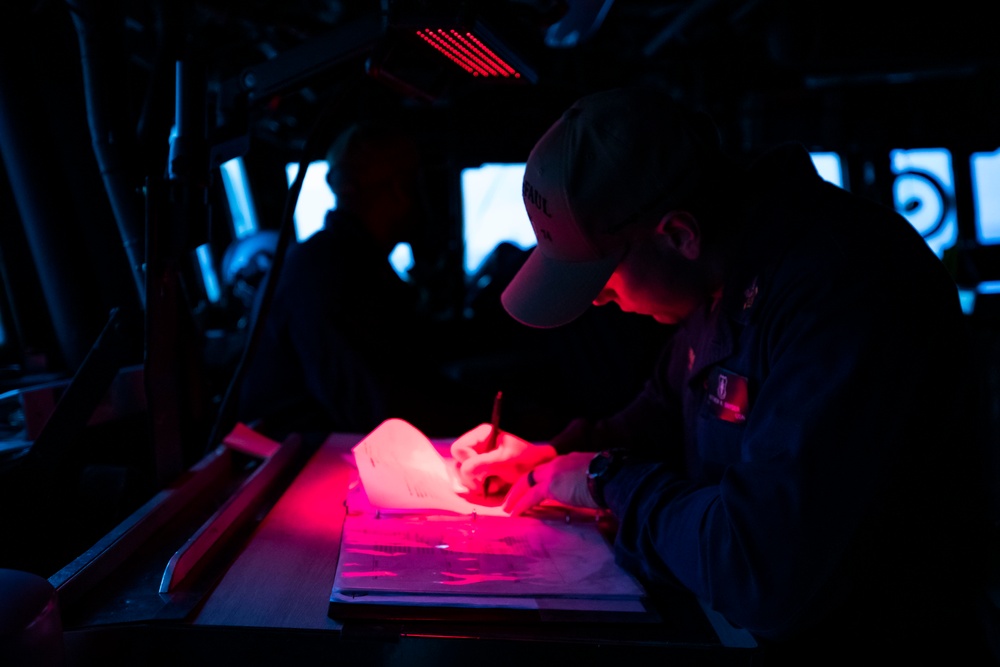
top-left (450, 423), bottom-right (495, 462)
top-left (451, 427), bottom-right (559, 493)
top-left (456, 447), bottom-right (518, 490)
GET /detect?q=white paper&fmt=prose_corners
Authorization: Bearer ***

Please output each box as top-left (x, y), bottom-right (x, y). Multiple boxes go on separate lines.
top-left (352, 418), bottom-right (509, 516)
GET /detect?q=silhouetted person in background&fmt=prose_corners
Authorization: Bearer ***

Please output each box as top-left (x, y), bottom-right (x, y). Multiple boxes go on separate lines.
top-left (239, 121), bottom-right (481, 441)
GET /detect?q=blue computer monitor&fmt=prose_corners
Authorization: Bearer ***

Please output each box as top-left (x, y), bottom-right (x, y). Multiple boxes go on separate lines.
top-left (460, 163), bottom-right (535, 278)
top-left (458, 154), bottom-right (847, 281)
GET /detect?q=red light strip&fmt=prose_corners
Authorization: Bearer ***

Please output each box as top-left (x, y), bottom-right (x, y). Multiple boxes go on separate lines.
top-left (464, 32), bottom-right (519, 78)
top-left (442, 30), bottom-right (506, 77)
top-left (414, 28), bottom-right (521, 78)
top-left (434, 29), bottom-right (496, 76)
top-left (416, 30), bottom-right (478, 74)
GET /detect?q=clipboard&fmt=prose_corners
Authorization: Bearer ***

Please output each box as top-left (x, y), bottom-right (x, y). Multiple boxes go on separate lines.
top-left (329, 509), bottom-right (657, 623)
top-left (328, 419), bottom-right (658, 623)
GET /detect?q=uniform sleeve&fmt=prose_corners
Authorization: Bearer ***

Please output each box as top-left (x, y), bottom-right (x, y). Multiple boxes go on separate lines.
top-left (600, 244), bottom-right (967, 640)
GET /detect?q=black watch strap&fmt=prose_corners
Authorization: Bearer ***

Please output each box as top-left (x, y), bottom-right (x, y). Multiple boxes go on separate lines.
top-left (587, 449), bottom-right (627, 509)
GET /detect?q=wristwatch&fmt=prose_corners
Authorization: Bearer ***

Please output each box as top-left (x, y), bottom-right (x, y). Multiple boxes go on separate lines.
top-left (587, 449), bottom-right (627, 509)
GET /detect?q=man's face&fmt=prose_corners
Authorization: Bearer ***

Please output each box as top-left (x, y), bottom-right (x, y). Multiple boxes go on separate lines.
top-left (592, 223), bottom-right (710, 325)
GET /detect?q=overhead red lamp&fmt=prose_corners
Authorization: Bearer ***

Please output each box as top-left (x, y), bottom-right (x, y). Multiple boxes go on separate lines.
top-left (415, 28), bottom-right (523, 79)
top-left (404, 8), bottom-right (539, 86)
top-left (366, 5), bottom-right (539, 102)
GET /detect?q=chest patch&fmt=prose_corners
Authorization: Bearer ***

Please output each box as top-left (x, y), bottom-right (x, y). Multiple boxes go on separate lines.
top-left (705, 367), bottom-right (750, 424)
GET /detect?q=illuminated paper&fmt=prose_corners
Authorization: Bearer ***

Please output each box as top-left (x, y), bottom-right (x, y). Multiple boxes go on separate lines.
top-left (352, 418), bottom-right (509, 516)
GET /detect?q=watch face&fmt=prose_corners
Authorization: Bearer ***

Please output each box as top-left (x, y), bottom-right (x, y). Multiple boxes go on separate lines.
top-left (588, 451), bottom-right (613, 478)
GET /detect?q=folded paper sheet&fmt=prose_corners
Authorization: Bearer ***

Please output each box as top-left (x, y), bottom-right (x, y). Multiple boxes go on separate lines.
top-left (351, 418), bottom-right (509, 516)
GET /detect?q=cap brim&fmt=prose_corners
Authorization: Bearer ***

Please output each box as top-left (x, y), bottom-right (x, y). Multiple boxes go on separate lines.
top-left (500, 246), bottom-right (626, 328)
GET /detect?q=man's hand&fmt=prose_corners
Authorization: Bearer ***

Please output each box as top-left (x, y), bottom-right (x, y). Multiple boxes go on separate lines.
top-left (450, 423), bottom-right (557, 494)
top-left (503, 452), bottom-right (599, 515)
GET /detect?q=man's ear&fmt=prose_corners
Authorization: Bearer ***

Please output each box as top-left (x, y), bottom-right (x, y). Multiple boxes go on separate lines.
top-left (655, 211), bottom-right (701, 260)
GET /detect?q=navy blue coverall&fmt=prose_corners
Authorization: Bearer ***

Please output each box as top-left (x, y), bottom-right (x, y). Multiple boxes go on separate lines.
top-left (553, 144), bottom-right (989, 661)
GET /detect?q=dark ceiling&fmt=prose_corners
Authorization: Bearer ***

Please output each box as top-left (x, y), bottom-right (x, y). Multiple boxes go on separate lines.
top-left (8, 0), bottom-right (1000, 167)
top-left (93, 0), bottom-right (1000, 155)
